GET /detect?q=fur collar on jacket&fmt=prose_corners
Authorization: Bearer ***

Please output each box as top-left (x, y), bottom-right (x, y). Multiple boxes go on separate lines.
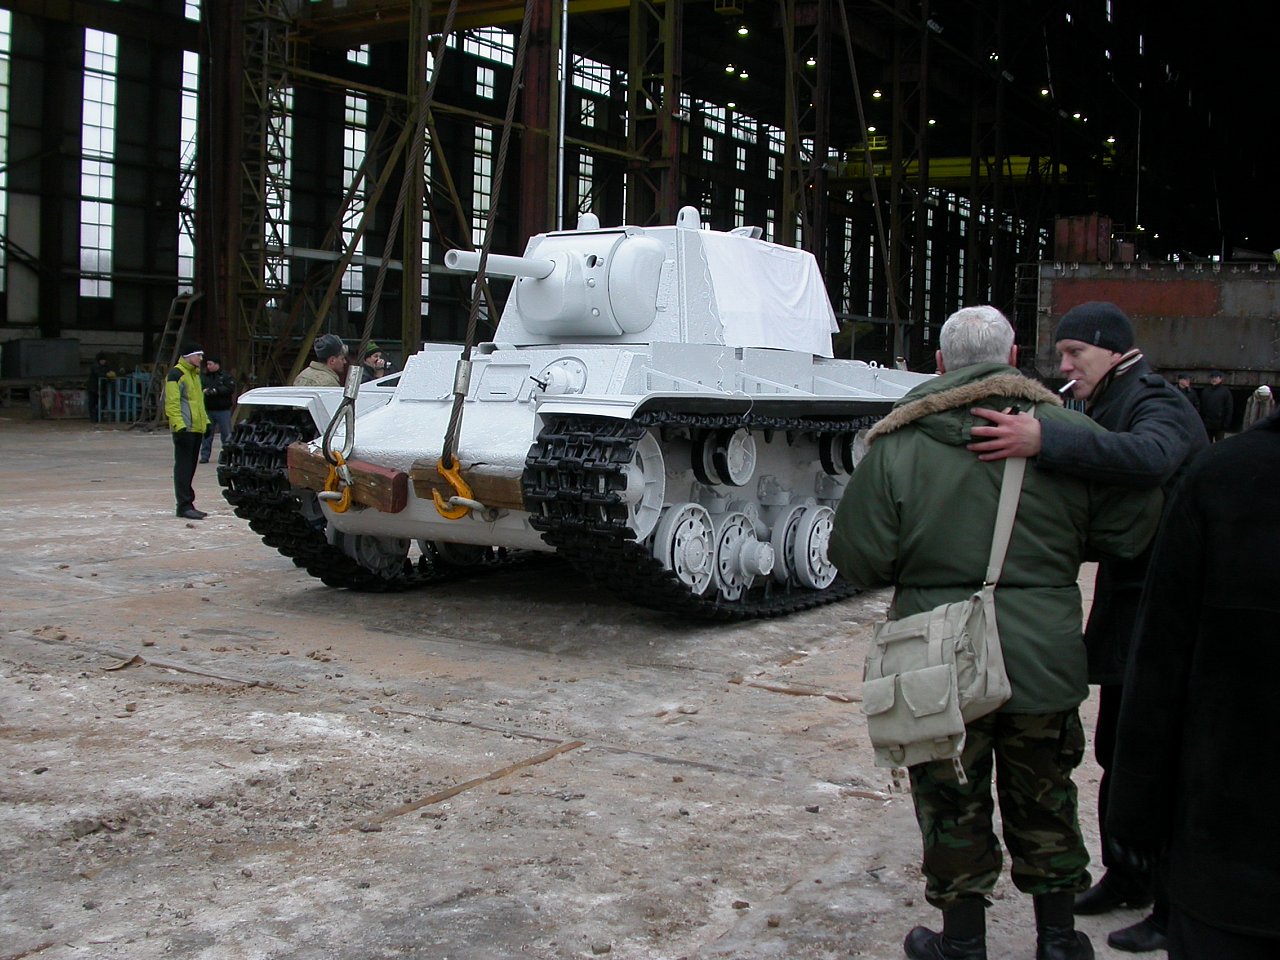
top-left (867, 372), bottom-right (1062, 444)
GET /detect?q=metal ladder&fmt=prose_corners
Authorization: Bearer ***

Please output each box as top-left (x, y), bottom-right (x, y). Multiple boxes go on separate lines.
top-left (138, 292), bottom-right (203, 428)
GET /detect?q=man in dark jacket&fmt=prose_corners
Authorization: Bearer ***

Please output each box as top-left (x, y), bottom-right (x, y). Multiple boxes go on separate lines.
top-left (1199, 370), bottom-right (1233, 441)
top-left (1108, 409), bottom-right (1280, 959)
top-left (1173, 373), bottom-right (1198, 413)
top-left (967, 301), bottom-right (1208, 953)
top-left (199, 355), bottom-right (236, 463)
top-left (832, 306), bottom-right (1161, 960)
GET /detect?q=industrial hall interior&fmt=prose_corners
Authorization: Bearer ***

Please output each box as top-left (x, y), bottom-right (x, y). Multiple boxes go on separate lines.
top-left (1, 2), bottom-right (1278, 960)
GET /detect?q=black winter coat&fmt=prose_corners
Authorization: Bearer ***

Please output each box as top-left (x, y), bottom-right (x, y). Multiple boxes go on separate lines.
top-left (1107, 411), bottom-right (1280, 940)
top-left (201, 369), bottom-right (237, 412)
top-left (1038, 356), bottom-right (1207, 684)
top-left (1199, 382), bottom-right (1234, 432)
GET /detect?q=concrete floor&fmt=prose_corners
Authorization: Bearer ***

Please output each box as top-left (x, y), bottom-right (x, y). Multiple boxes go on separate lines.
top-left (0, 415), bottom-right (1149, 960)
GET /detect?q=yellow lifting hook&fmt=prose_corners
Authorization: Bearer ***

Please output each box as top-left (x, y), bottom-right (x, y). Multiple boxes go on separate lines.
top-left (321, 451), bottom-right (353, 513)
top-left (432, 458), bottom-right (473, 520)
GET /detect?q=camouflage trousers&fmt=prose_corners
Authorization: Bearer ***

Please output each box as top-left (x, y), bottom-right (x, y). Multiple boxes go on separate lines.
top-left (908, 709), bottom-right (1091, 908)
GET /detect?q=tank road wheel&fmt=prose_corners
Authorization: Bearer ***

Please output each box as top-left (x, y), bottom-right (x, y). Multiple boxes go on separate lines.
top-left (791, 505), bottom-right (838, 589)
top-left (769, 502), bottom-right (808, 584)
top-left (329, 531), bottom-right (411, 580)
top-left (422, 541), bottom-right (489, 567)
top-left (712, 511), bottom-right (775, 601)
top-left (621, 430), bottom-right (665, 540)
top-left (652, 502), bottom-right (715, 596)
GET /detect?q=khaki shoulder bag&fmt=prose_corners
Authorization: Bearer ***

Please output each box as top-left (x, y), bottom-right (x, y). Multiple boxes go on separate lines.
top-left (861, 457), bottom-right (1024, 776)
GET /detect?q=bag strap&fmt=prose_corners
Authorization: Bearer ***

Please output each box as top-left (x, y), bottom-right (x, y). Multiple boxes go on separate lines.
top-left (984, 457), bottom-right (1027, 586)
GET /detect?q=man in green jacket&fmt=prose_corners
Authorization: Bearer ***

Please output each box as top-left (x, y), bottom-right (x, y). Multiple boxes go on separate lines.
top-left (165, 342), bottom-right (211, 520)
top-left (830, 306), bottom-right (1161, 960)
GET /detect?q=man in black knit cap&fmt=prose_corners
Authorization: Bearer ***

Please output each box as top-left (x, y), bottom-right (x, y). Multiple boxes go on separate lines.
top-left (965, 301), bottom-right (1207, 953)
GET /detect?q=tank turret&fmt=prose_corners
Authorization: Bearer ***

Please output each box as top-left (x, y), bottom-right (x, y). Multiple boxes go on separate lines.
top-left (219, 208), bottom-right (932, 619)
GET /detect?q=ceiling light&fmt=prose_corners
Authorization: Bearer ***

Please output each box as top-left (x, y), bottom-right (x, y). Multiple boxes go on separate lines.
top-left (725, 64), bottom-right (735, 73)
top-left (727, 101), bottom-right (737, 109)
top-left (806, 57), bottom-right (816, 67)
top-left (1040, 87), bottom-right (1050, 97)
top-left (1072, 112), bottom-right (1082, 119)
top-left (739, 70), bottom-right (749, 79)
top-left (872, 89), bottom-right (883, 99)
top-left (928, 118), bottom-right (937, 126)
top-left (1106, 136), bottom-right (1116, 144)
top-left (867, 125), bottom-right (877, 133)
top-left (737, 25), bottom-right (749, 36)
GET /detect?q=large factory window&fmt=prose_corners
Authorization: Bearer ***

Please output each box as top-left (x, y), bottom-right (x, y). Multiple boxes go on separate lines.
top-left (80, 29), bottom-right (117, 298)
top-left (177, 49), bottom-right (199, 294)
top-left (342, 93), bottom-right (368, 311)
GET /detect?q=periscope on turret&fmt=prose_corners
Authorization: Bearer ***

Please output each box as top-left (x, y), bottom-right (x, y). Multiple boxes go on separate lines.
top-left (219, 208), bottom-right (932, 619)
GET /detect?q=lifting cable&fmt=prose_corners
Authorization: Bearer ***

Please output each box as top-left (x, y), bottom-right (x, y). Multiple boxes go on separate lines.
top-left (319, 0), bottom-right (462, 485)
top-left (433, 0), bottom-right (537, 520)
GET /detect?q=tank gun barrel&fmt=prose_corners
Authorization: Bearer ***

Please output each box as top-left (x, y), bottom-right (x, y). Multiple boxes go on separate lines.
top-left (443, 249), bottom-right (555, 280)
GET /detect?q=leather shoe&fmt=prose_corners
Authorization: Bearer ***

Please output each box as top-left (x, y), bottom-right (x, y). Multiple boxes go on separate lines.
top-left (1036, 928), bottom-right (1094, 960)
top-left (903, 926), bottom-right (987, 960)
top-left (178, 508), bottom-right (207, 520)
top-left (1073, 876), bottom-right (1152, 915)
top-left (1106, 916), bottom-right (1168, 953)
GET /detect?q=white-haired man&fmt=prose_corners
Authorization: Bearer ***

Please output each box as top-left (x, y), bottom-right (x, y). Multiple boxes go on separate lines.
top-left (830, 306), bottom-right (1161, 960)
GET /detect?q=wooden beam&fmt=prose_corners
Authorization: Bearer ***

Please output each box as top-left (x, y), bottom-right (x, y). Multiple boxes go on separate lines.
top-left (409, 459), bottom-right (527, 511)
top-left (286, 443), bottom-right (410, 514)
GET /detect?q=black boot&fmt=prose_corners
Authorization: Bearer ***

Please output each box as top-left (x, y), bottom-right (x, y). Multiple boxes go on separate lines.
top-left (1035, 892), bottom-right (1095, 960)
top-left (903, 899), bottom-right (987, 960)
top-left (1106, 914), bottom-right (1168, 953)
top-left (1073, 870), bottom-right (1153, 915)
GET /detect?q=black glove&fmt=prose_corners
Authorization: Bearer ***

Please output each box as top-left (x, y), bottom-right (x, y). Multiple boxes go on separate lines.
top-left (1107, 836), bottom-right (1156, 879)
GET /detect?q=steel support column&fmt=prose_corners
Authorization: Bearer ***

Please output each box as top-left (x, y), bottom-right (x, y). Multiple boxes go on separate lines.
top-left (626, 0), bottom-right (681, 226)
top-left (518, 0), bottom-right (560, 238)
top-left (780, 0), bottom-right (830, 255)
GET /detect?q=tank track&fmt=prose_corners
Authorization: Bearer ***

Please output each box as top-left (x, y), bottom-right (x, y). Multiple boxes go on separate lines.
top-left (523, 411), bottom-right (879, 621)
top-left (217, 408), bottom-right (514, 592)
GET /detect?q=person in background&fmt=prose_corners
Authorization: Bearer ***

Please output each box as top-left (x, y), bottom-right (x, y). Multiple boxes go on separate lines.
top-left (361, 341), bottom-right (393, 382)
top-left (165, 342), bottom-right (210, 520)
top-left (1173, 372), bottom-right (1199, 414)
top-left (831, 306), bottom-right (1161, 960)
top-left (966, 301), bottom-right (1208, 954)
top-left (1241, 384), bottom-right (1274, 430)
top-left (1108, 408), bottom-right (1280, 959)
top-left (1199, 370), bottom-right (1233, 442)
top-left (86, 352), bottom-right (112, 423)
top-left (199, 355), bottom-right (236, 464)
top-left (293, 334), bottom-right (349, 387)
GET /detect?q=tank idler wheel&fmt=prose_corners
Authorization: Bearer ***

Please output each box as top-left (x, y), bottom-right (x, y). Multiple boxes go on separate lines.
top-left (652, 502), bottom-right (715, 596)
top-left (819, 433), bottom-right (856, 476)
top-left (791, 505), bottom-right (838, 590)
top-left (621, 430), bottom-right (666, 541)
top-left (712, 511), bottom-right (775, 601)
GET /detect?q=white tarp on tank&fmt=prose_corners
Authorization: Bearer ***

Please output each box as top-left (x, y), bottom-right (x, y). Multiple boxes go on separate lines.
top-left (699, 232), bottom-right (839, 358)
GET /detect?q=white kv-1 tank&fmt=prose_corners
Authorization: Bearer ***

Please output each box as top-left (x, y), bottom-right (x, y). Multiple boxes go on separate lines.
top-left (219, 207), bottom-right (930, 619)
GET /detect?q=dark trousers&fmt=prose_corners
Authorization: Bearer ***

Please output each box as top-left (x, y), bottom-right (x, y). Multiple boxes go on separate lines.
top-left (909, 709), bottom-right (1090, 907)
top-left (1169, 906), bottom-right (1280, 960)
top-left (172, 430), bottom-right (201, 513)
top-left (201, 409), bottom-right (233, 461)
top-left (1096, 683), bottom-right (1168, 918)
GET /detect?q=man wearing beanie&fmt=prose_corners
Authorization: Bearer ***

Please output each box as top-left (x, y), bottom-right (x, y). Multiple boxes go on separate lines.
top-left (965, 300), bottom-right (1207, 953)
top-left (293, 333), bottom-right (349, 387)
top-left (165, 342), bottom-right (211, 520)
